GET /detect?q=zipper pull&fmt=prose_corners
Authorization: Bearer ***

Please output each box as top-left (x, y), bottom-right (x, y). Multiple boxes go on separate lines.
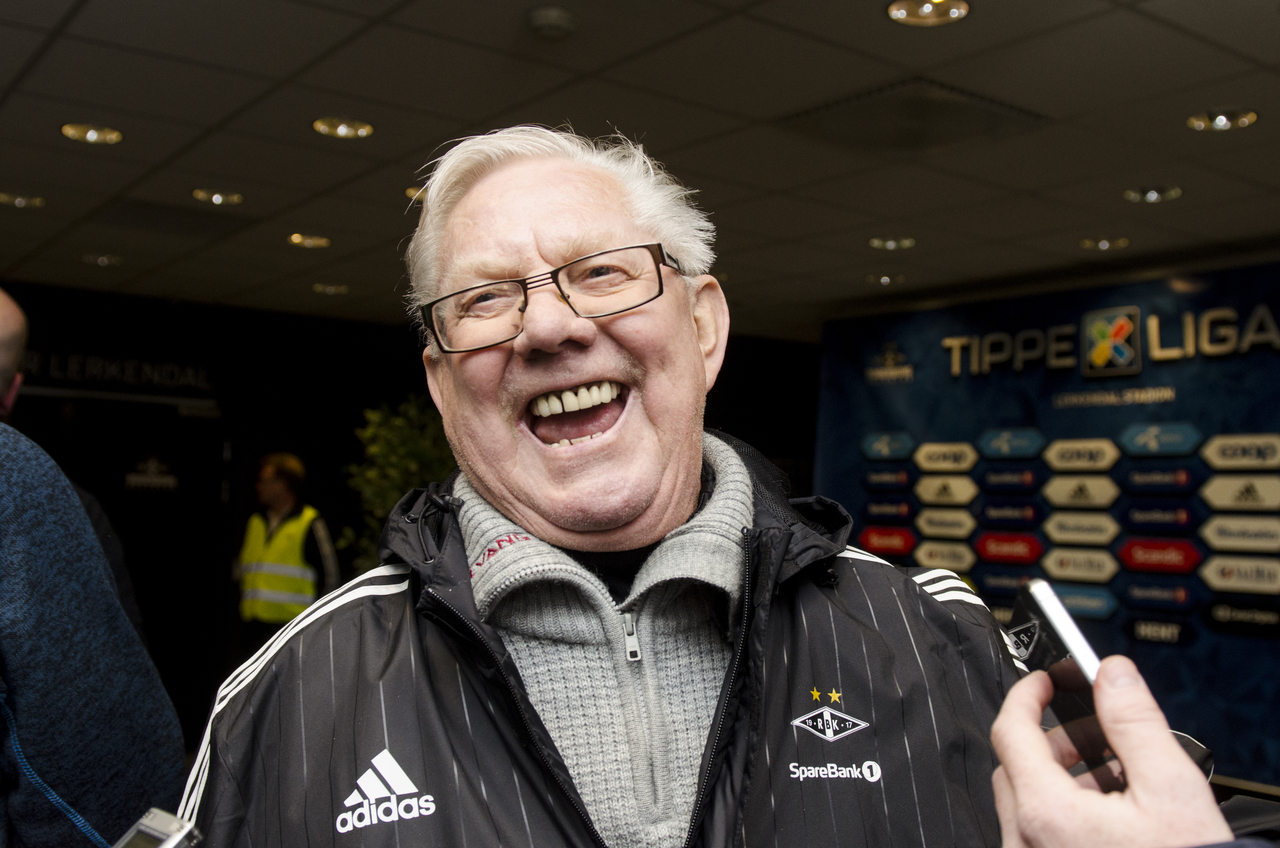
top-left (622, 612), bottom-right (641, 662)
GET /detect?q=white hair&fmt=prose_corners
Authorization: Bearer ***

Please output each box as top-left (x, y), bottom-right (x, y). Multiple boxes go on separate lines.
top-left (404, 126), bottom-right (716, 341)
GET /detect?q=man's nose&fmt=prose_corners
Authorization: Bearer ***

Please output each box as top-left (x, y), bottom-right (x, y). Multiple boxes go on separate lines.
top-left (513, 283), bottom-right (596, 356)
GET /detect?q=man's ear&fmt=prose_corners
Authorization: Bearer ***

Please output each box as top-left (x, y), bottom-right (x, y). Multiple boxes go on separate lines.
top-left (0, 372), bottom-right (22, 418)
top-left (690, 275), bottom-right (730, 391)
top-left (422, 348), bottom-right (445, 411)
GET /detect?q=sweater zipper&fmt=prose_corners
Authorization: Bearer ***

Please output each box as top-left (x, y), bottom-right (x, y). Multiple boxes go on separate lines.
top-left (680, 528), bottom-right (752, 848)
top-left (426, 586), bottom-right (609, 848)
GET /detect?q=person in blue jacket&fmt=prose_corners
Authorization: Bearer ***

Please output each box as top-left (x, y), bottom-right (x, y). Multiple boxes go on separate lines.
top-left (0, 423), bottom-right (185, 847)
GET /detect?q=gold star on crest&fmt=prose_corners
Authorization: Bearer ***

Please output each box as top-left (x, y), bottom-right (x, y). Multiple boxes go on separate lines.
top-left (810, 687), bottom-right (821, 701)
top-left (828, 690), bottom-right (841, 703)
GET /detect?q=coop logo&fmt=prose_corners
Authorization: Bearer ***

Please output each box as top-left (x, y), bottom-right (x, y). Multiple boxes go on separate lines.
top-left (335, 749), bottom-right (436, 834)
top-left (1081, 306), bottom-right (1142, 377)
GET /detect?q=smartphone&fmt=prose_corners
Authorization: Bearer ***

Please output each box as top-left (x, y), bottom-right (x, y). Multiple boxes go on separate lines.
top-left (111, 809), bottom-right (201, 848)
top-left (1007, 579), bottom-right (1124, 791)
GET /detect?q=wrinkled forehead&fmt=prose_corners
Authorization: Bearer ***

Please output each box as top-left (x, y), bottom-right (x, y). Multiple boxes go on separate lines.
top-left (437, 159), bottom-right (647, 290)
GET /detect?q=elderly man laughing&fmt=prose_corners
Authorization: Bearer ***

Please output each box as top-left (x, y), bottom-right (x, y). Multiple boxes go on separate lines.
top-left (183, 127), bottom-right (1024, 848)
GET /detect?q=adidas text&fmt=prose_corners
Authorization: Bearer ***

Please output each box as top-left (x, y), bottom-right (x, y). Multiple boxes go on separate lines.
top-left (335, 796), bottom-right (436, 833)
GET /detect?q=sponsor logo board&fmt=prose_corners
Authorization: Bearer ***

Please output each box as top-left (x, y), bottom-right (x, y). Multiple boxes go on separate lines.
top-left (1124, 465), bottom-right (1196, 494)
top-left (1199, 556), bottom-right (1280, 595)
top-left (1080, 306), bottom-right (1142, 377)
top-left (1053, 584), bottom-right (1118, 619)
top-left (1125, 500), bottom-right (1196, 532)
top-left (973, 564), bottom-right (1038, 597)
top-left (981, 500), bottom-right (1041, 528)
top-left (913, 442), bottom-right (979, 472)
top-left (1204, 603), bottom-right (1280, 637)
top-left (1043, 439), bottom-right (1121, 472)
top-left (1126, 617), bottom-right (1195, 645)
top-left (1043, 511), bottom-right (1121, 545)
top-left (1041, 548), bottom-right (1120, 583)
top-left (915, 508), bottom-right (977, 539)
top-left (978, 428), bottom-right (1046, 459)
top-left (861, 431), bottom-right (915, 461)
top-left (913, 540), bottom-right (976, 572)
top-left (863, 499), bottom-right (916, 521)
top-left (1118, 422), bottom-right (1203, 457)
top-left (974, 532), bottom-right (1043, 564)
top-left (1199, 434), bottom-right (1280, 471)
top-left (914, 474), bottom-right (979, 505)
top-left (1119, 539), bottom-right (1202, 574)
top-left (1199, 516), bottom-right (1280, 553)
top-left (857, 526), bottom-right (917, 555)
top-left (1042, 475), bottom-right (1121, 508)
top-left (982, 466), bottom-right (1040, 492)
top-left (1122, 581), bottom-right (1195, 611)
top-left (865, 468), bottom-right (912, 490)
top-left (1199, 475), bottom-right (1280, 511)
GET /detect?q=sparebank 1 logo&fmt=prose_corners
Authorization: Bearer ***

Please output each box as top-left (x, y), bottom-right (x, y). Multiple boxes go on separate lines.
top-left (1081, 306), bottom-right (1142, 377)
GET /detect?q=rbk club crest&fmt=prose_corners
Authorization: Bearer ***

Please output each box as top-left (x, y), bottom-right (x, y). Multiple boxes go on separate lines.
top-left (1081, 306), bottom-right (1143, 377)
top-left (792, 688), bottom-right (869, 741)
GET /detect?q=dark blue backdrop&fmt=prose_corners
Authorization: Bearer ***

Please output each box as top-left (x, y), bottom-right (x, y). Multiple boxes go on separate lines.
top-left (816, 262), bottom-right (1280, 786)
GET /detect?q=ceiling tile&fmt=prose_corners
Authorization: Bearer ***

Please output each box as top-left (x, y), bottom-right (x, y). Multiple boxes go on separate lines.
top-left (0, 0), bottom-right (78, 29)
top-left (67, 0), bottom-right (364, 77)
top-left (661, 125), bottom-right (879, 192)
top-left (945, 195), bottom-right (1096, 240)
top-left (337, 164), bottom-right (429, 210)
top-left (226, 83), bottom-right (462, 159)
top-left (0, 23), bottom-right (44, 89)
top-left (283, 195), bottom-right (418, 238)
top-left (933, 8), bottom-right (1252, 120)
top-left (908, 242), bottom-right (1063, 280)
top-left (1041, 160), bottom-right (1266, 212)
top-left (797, 164), bottom-right (1008, 218)
top-left (916, 123), bottom-right (1164, 192)
top-left (0, 140), bottom-right (149, 193)
top-left (1122, 190), bottom-right (1280, 242)
top-left (728, 240), bottom-right (865, 277)
top-left (0, 92), bottom-right (205, 166)
top-left (289, 0), bottom-right (403, 19)
top-left (23, 38), bottom-right (272, 124)
top-left (392, 0), bottom-right (720, 74)
top-left (1013, 220), bottom-right (1197, 261)
top-left (487, 79), bottom-right (747, 155)
top-left (119, 268), bottom-right (264, 301)
top-left (604, 16), bottom-right (901, 121)
top-left (1139, 0), bottom-right (1280, 65)
top-left (299, 24), bottom-right (573, 120)
top-left (709, 195), bottom-right (871, 240)
top-left (171, 131), bottom-right (377, 191)
top-left (1201, 141), bottom-right (1280, 192)
top-left (750, 0), bottom-right (1110, 71)
top-left (126, 168), bottom-right (308, 218)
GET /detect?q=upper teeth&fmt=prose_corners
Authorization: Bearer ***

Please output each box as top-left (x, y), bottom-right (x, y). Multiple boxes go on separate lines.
top-left (531, 381), bottom-right (621, 417)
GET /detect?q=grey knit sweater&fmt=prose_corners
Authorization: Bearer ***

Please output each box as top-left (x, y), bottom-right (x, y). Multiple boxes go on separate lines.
top-left (456, 434), bottom-right (752, 848)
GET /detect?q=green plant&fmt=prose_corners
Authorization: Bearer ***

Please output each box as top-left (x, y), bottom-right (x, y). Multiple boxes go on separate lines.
top-left (339, 394), bottom-right (455, 574)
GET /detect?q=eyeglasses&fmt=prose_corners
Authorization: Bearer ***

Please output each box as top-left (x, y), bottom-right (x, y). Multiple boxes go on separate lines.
top-left (422, 243), bottom-right (683, 353)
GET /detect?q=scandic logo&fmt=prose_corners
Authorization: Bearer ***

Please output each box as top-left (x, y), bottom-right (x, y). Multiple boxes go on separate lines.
top-left (335, 749), bottom-right (436, 834)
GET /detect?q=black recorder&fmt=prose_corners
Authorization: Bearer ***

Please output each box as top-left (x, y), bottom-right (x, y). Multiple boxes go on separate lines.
top-left (111, 809), bottom-right (202, 848)
top-left (1008, 579), bottom-right (1125, 791)
top-left (1007, 579), bottom-right (1213, 793)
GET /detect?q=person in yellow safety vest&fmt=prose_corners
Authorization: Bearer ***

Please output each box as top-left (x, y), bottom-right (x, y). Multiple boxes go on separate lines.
top-left (233, 453), bottom-right (340, 649)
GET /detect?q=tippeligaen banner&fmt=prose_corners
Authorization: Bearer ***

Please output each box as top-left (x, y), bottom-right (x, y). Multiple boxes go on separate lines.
top-left (816, 261), bottom-right (1280, 786)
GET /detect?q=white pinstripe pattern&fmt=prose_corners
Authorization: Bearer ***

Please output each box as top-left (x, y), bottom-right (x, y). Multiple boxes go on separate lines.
top-left (178, 564), bottom-right (412, 821)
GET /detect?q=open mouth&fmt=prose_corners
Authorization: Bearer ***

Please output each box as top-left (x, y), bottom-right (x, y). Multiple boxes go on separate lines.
top-left (528, 380), bottom-right (626, 447)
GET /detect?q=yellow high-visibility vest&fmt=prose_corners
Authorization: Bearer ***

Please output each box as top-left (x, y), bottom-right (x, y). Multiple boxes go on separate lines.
top-left (238, 506), bottom-right (319, 624)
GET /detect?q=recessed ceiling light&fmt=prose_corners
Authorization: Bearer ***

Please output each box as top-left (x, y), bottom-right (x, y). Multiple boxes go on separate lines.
top-left (405, 186), bottom-right (426, 202)
top-left (1187, 110), bottom-right (1257, 131)
top-left (866, 273), bottom-right (906, 286)
top-left (192, 188), bottom-right (243, 206)
top-left (869, 237), bottom-right (916, 250)
top-left (289, 233), bottom-right (331, 248)
top-left (312, 283), bottom-right (349, 296)
top-left (527, 5), bottom-right (577, 40)
top-left (312, 117), bottom-right (373, 139)
top-left (1079, 237), bottom-right (1130, 251)
top-left (1123, 186), bottom-right (1181, 204)
top-left (83, 253), bottom-right (123, 267)
top-left (0, 192), bottom-right (45, 208)
top-left (886, 0), bottom-right (968, 26)
top-left (61, 123), bottom-right (123, 144)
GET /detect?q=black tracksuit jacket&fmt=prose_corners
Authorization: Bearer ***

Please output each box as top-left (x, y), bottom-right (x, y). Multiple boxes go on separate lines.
top-left (182, 438), bottom-right (1023, 847)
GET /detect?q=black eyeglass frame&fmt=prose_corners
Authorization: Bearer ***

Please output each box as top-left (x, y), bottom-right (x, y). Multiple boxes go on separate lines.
top-left (420, 243), bottom-right (685, 353)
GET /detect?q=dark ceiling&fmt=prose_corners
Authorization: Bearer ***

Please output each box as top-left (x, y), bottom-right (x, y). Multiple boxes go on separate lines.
top-left (2, 0), bottom-right (1279, 340)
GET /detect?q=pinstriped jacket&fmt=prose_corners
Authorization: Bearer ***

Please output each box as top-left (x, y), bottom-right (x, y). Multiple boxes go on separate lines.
top-left (182, 436), bottom-right (1025, 847)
